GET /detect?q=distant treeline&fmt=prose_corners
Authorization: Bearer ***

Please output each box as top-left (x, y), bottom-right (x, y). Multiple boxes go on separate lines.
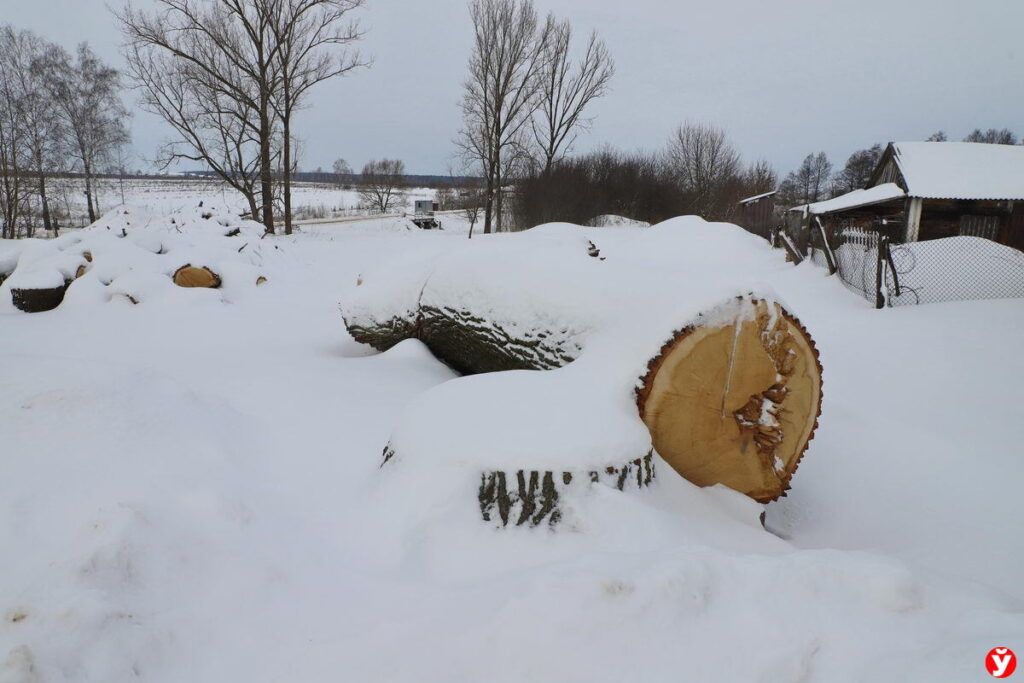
top-left (178, 170), bottom-right (479, 188)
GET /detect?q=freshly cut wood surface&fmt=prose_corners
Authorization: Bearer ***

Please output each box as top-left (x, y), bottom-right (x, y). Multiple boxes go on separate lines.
top-left (637, 299), bottom-right (821, 502)
top-left (173, 265), bottom-right (221, 288)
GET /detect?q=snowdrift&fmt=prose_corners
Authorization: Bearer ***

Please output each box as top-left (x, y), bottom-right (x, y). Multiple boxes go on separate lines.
top-left (343, 217), bottom-right (824, 524)
top-left (0, 204), bottom-right (272, 313)
top-left (887, 235), bottom-right (1024, 305)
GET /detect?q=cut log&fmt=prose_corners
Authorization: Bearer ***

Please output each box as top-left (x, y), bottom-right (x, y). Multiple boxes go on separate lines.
top-left (349, 295), bottom-right (821, 503)
top-left (636, 299), bottom-right (821, 502)
top-left (343, 223), bottom-right (824, 508)
top-left (173, 264), bottom-right (221, 288)
top-left (11, 281), bottom-right (71, 313)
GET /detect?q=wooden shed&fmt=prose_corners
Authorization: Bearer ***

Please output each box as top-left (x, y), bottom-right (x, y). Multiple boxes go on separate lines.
top-left (799, 142), bottom-right (1024, 251)
top-left (735, 190), bottom-right (777, 239)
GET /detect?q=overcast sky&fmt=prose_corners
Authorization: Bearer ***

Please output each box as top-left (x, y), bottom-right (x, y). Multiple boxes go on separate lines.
top-left (7, 0), bottom-right (1023, 176)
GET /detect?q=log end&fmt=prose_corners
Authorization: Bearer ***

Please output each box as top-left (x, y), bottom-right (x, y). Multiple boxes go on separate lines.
top-left (173, 264), bottom-right (221, 289)
top-left (637, 298), bottom-right (823, 503)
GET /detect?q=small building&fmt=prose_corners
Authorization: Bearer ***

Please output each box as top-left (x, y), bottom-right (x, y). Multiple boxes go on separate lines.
top-left (796, 142), bottom-right (1024, 251)
top-left (735, 190), bottom-right (777, 239)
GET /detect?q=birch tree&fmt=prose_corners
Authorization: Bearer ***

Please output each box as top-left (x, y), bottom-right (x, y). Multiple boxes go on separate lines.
top-left (45, 44), bottom-right (129, 225)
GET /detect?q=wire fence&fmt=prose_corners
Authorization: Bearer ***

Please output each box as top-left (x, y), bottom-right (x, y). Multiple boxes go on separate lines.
top-left (780, 215), bottom-right (1024, 308)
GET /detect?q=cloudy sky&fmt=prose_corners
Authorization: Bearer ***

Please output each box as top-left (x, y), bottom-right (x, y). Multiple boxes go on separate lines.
top-left (8, 0), bottom-right (1023, 176)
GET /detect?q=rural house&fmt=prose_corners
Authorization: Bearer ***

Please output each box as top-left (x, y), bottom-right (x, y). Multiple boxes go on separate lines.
top-left (795, 141), bottom-right (1024, 251)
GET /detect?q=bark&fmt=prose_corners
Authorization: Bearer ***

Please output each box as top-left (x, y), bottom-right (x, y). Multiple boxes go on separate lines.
top-left (477, 453), bottom-right (655, 527)
top-left (258, 94), bottom-right (275, 233)
top-left (345, 285), bottom-right (822, 505)
top-left (283, 128), bottom-right (293, 235)
top-left (83, 159), bottom-right (96, 223)
top-left (11, 280), bottom-right (70, 313)
top-left (37, 158), bottom-right (52, 233)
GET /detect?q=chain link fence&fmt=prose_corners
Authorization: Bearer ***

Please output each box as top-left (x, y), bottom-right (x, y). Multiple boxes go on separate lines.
top-left (779, 215), bottom-right (1024, 308)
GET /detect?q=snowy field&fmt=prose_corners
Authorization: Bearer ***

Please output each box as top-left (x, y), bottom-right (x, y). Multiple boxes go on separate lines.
top-left (1, 190), bottom-right (1022, 682)
top-left (42, 177), bottom-right (440, 229)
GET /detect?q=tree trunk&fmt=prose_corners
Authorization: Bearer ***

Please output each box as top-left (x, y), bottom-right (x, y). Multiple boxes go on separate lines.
top-left (495, 165), bottom-right (503, 233)
top-left (282, 89), bottom-right (293, 235)
top-left (83, 159), bottom-right (96, 224)
top-left (482, 169), bottom-right (495, 235)
top-left (343, 247), bottom-right (823, 505)
top-left (38, 166), bottom-right (52, 233)
top-left (259, 91), bottom-right (275, 234)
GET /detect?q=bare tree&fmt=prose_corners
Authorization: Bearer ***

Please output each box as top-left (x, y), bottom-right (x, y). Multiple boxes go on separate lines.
top-left (834, 144), bottom-right (882, 194)
top-left (743, 159), bottom-right (777, 197)
top-left (964, 128), bottom-right (1018, 145)
top-left (268, 0), bottom-right (367, 235)
top-left (666, 121), bottom-right (742, 220)
top-left (926, 131), bottom-right (947, 142)
top-left (531, 20), bottom-right (613, 173)
top-left (456, 0), bottom-right (553, 234)
top-left (44, 43), bottom-right (129, 224)
top-left (121, 38), bottom-right (266, 219)
top-left (358, 158), bottom-right (405, 213)
top-left (332, 157), bottom-right (352, 184)
top-left (0, 27), bottom-right (31, 238)
top-left (0, 28), bottom-right (65, 236)
top-left (119, 0), bottom-right (288, 232)
top-left (779, 152), bottom-right (832, 206)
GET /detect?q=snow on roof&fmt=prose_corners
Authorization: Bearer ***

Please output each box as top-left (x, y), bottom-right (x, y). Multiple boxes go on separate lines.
top-left (738, 190), bottom-right (777, 205)
top-left (790, 183), bottom-right (906, 215)
top-left (892, 141), bottom-right (1024, 200)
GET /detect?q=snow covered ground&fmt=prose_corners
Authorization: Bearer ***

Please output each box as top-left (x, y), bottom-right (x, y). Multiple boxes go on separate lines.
top-left (41, 177), bottom-right (440, 229)
top-left (1, 194), bottom-right (1022, 682)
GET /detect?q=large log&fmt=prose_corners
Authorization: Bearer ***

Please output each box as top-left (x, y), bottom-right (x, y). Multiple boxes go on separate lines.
top-left (343, 222), bottom-right (823, 509)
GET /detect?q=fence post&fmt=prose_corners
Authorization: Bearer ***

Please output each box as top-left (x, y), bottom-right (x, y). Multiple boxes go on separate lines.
top-left (814, 217), bottom-right (838, 275)
top-left (875, 234), bottom-right (888, 309)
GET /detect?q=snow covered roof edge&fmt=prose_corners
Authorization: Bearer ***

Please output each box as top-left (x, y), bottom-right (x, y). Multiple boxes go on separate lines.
top-left (738, 190), bottom-right (777, 205)
top-left (789, 183), bottom-right (905, 216)
top-left (892, 142), bottom-right (1024, 200)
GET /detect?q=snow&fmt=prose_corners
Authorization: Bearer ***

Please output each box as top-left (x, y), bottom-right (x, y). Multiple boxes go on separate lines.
top-left (33, 176), bottom-right (441, 230)
top-left (892, 141), bottom-right (1024, 200)
top-left (587, 214), bottom-right (651, 227)
top-left (348, 219), bottom-right (794, 475)
top-left (886, 236), bottom-right (1024, 305)
top-left (0, 204), bottom-right (272, 311)
top-left (1, 199), bottom-right (1023, 681)
top-left (797, 183), bottom-right (906, 215)
top-left (738, 190), bottom-right (777, 205)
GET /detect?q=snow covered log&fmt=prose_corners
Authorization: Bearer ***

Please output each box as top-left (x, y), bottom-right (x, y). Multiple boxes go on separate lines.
top-left (11, 280), bottom-right (71, 313)
top-left (343, 219), bottom-right (823, 518)
top-left (1, 205), bottom-right (272, 313)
